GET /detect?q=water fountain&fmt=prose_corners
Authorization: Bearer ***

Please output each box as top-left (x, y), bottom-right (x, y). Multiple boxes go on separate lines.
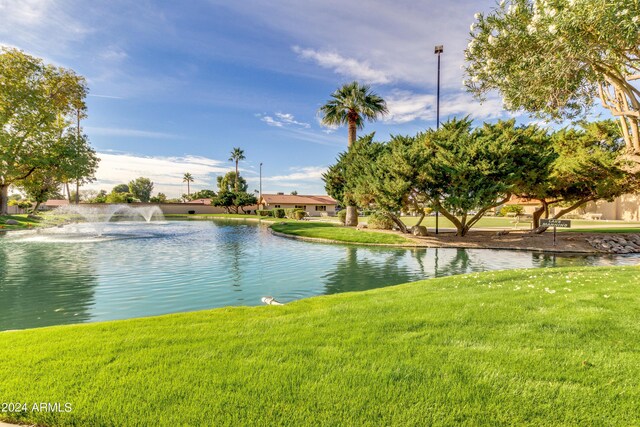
top-left (41, 204), bottom-right (166, 238)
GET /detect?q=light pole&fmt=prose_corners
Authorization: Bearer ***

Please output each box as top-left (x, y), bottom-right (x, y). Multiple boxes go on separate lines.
top-left (434, 44), bottom-right (443, 235)
top-left (259, 162), bottom-right (263, 208)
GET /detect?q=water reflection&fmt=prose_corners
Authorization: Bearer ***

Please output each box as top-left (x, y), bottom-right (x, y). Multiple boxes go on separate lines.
top-left (0, 243), bottom-right (97, 330)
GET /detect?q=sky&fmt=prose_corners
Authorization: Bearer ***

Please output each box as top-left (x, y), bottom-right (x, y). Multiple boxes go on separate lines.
top-left (2, 0), bottom-right (519, 197)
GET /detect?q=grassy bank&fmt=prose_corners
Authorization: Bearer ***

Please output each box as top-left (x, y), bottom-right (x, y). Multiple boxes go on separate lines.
top-left (0, 214), bottom-right (41, 230)
top-left (270, 221), bottom-right (413, 245)
top-left (1, 266), bottom-right (639, 426)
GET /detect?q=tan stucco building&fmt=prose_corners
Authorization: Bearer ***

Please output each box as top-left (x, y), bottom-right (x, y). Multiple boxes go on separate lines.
top-left (258, 194), bottom-right (338, 217)
top-left (503, 194), bottom-right (640, 221)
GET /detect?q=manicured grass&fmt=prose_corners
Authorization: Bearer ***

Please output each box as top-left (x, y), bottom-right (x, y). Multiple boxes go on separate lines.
top-left (1, 266), bottom-right (639, 426)
top-left (270, 221), bottom-right (413, 244)
top-left (0, 214), bottom-right (41, 230)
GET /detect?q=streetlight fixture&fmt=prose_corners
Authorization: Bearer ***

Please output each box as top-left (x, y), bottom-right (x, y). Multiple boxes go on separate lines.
top-left (434, 44), bottom-right (443, 234)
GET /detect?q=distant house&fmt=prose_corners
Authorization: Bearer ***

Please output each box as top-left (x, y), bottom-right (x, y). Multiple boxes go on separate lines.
top-left (185, 198), bottom-right (212, 205)
top-left (258, 193), bottom-right (338, 217)
top-left (502, 194), bottom-right (640, 221)
top-left (41, 199), bottom-right (70, 210)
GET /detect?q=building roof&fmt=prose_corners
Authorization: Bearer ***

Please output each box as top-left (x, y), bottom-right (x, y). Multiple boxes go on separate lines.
top-left (504, 196), bottom-right (541, 206)
top-left (43, 199), bottom-right (70, 207)
top-left (260, 194), bottom-right (337, 205)
top-left (185, 198), bottom-right (212, 205)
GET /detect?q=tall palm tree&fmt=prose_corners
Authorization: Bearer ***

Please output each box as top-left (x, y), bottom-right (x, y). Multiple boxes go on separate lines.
top-left (229, 147), bottom-right (246, 192)
top-left (319, 81), bottom-right (388, 148)
top-left (183, 172), bottom-right (194, 197)
top-left (319, 81), bottom-right (388, 226)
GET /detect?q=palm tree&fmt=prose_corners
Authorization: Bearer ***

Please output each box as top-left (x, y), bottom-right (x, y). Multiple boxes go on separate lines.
top-left (319, 81), bottom-right (388, 148)
top-left (319, 81), bottom-right (388, 225)
top-left (229, 147), bottom-right (246, 192)
top-left (183, 173), bottom-right (194, 197)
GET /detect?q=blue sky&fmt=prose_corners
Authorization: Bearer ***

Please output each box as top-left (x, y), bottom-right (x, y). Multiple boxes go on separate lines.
top-left (2, 0), bottom-right (512, 197)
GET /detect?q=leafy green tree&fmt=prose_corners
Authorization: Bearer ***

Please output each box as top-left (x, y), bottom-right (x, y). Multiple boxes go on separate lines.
top-left (515, 120), bottom-right (639, 232)
top-left (319, 81), bottom-right (388, 226)
top-left (464, 0), bottom-right (640, 159)
top-left (0, 47), bottom-right (90, 214)
top-left (228, 148), bottom-right (246, 192)
top-left (105, 191), bottom-right (136, 204)
top-left (213, 171), bottom-right (255, 213)
top-left (217, 172), bottom-right (247, 193)
top-left (189, 189), bottom-right (216, 200)
top-left (112, 184), bottom-right (129, 193)
top-left (17, 129), bottom-right (98, 211)
top-left (128, 177), bottom-right (154, 203)
top-left (150, 193), bottom-right (167, 203)
top-left (182, 173), bottom-right (194, 197)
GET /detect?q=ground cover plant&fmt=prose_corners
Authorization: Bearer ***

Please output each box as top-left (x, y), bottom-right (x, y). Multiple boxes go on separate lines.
top-left (0, 266), bottom-right (638, 426)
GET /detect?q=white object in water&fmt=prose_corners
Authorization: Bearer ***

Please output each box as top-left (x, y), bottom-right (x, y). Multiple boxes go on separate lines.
top-left (261, 296), bottom-right (284, 306)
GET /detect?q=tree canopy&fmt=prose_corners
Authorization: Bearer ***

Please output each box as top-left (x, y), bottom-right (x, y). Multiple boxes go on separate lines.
top-left (0, 47), bottom-right (97, 214)
top-left (128, 177), bottom-right (154, 203)
top-left (464, 0), bottom-right (640, 157)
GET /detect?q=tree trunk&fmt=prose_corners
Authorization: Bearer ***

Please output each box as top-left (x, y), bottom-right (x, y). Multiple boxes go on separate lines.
top-left (0, 184), bottom-right (8, 216)
top-left (75, 180), bottom-right (80, 204)
top-left (32, 200), bottom-right (42, 214)
top-left (387, 212), bottom-right (408, 233)
top-left (348, 119), bottom-right (357, 148)
top-left (235, 161), bottom-right (239, 192)
top-left (414, 213), bottom-right (426, 227)
top-left (187, 181), bottom-right (190, 197)
top-left (66, 182), bottom-right (72, 203)
top-left (532, 198), bottom-right (594, 234)
top-left (532, 204), bottom-right (545, 230)
top-left (345, 205), bottom-right (358, 226)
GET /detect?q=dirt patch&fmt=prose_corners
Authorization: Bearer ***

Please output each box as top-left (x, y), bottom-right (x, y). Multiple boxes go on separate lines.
top-left (366, 229), bottom-right (612, 253)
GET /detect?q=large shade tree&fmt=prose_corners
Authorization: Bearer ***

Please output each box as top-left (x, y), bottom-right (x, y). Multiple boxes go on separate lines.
top-left (464, 0), bottom-right (640, 160)
top-left (319, 81), bottom-right (388, 226)
top-left (0, 47), bottom-right (90, 214)
top-left (514, 120), bottom-right (639, 232)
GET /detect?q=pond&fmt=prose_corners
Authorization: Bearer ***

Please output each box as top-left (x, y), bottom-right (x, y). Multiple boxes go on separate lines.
top-left (1, 219), bottom-right (638, 331)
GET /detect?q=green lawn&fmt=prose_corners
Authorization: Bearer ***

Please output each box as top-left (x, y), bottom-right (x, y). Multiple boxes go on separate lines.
top-left (1, 266), bottom-right (639, 426)
top-left (0, 214), bottom-right (41, 230)
top-left (270, 221), bottom-right (413, 245)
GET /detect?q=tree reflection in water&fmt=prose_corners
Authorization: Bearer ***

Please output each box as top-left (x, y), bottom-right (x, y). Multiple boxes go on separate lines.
top-left (0, 243), bottom-right (97, 330)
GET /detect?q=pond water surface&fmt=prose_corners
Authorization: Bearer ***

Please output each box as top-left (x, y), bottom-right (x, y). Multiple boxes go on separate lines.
top-left (1, 219), bottom-right (638, 331)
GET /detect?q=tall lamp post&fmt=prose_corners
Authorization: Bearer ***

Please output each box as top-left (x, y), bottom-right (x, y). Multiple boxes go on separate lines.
top-left (434, 44), bottom-right (443, 234)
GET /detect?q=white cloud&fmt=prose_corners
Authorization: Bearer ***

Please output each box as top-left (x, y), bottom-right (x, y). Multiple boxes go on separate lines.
top-left (85, 152), bottom-right (231, 197)
top-left (293, 46), bottom-right (391, 84)
top-left (258, 112), bottom-right (310, 128)
top-left (384, 90), bottom-right (508, 124)
top-left (247, 166), bottom-right (328, 194)
top-left (85, 126), bottom-right (181, 139)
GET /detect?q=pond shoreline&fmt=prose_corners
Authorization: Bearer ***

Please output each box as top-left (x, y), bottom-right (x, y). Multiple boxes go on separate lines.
top-left (269, 227), bottom-right (617, 254)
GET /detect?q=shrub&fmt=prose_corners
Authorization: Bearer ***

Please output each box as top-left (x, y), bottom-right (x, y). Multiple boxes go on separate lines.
top-left (272, 208), bottom-right (285, 218)
top-left (367, 212), bottom-right (394, 230)
top-left (500, 205), bottom-right (524, 216)
top-left (337, 209), bottom-right (347, 224)
top-left (257, 210), bottom-right (272, 217)
top-left (285, 208), bottom-right (306, 220)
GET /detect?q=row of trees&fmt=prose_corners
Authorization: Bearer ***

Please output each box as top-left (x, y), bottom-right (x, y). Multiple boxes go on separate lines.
top-left (0, 48), bottom-right (99, 214)
top-left (324, 118), bottom-right (638, 236)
